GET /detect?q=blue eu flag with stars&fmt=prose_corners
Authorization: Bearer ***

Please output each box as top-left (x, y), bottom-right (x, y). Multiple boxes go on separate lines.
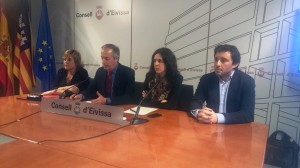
top-left (33, 0), bottom-right (56, 92)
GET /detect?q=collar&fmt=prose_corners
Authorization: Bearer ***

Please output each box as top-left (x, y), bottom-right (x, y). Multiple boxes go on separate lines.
top-left (219, 70), bottom-right (235, 83)
top-left (108, 63), bottom-right (119, 74)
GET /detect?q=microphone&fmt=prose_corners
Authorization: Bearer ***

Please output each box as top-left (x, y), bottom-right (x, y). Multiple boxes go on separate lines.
top-left (59, 77), bottom-right (89, 99)
top-left (130, 79), bottom-right (161, 125)
top-left (26, 94), bottom-right (43, 101)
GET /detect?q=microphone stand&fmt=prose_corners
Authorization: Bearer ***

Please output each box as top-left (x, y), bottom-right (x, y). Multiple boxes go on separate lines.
top-left (59, 85), bottom-right (77, 99)
top-left (130, 79), bottom-right (161, 125)
top-left (130, 98), bottom-right (149, 125)
top-left (59, 77), bottom-right (89, 99)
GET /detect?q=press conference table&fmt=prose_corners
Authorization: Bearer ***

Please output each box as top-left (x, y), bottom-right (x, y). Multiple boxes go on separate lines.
top-left (0, 96), bottom-right (268, 168)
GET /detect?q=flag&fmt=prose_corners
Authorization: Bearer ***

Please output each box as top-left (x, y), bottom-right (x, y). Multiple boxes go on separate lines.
top-left (33, 0), bottom-right (56, 92)
top-left (13, 0), bottom-right (35, 94)
top-left (0, 0), bottom-right (13, 96)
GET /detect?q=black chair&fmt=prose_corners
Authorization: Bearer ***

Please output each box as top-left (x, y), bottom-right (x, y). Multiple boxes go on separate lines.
top-left (265, 130), bottom-right (300, 168)
top-left (133, 81), bottom-right (144, 104)
top-left (177, 84), bottom-right (194, 112)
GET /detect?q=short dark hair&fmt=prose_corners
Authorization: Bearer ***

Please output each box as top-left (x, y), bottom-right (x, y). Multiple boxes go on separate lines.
top-left (101, 44), bottom-right (120, 60)
top-left (214, 44), bottom-right (240, 69)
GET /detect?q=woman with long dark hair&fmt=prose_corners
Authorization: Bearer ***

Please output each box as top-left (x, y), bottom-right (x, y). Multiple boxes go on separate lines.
top-left (142, 47), bottom-right (183, 109)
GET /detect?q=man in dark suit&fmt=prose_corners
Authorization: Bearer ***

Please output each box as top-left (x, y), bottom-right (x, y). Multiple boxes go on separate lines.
top-left (72, 44), bottom-right (135, 105)
top-left (190, 44), bottom-right (255, 124)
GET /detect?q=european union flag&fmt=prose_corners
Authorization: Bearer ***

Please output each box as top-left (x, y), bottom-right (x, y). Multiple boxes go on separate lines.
top-left (33, 0), bottom-right (56, 92)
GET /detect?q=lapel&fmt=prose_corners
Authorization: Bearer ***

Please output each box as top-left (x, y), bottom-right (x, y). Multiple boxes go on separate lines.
top-left (113, 64), bottom-right (121, 88)
top-left (111, 64), bottom-right (122, 94)
top-left (227, 70), bottom-right (239, 104)
top-left (211, 74), bottom-right (220, 108)
top-left (97, 68), bottom-right (107, 94)
top-left (205, 73), bottom-right (220, 112)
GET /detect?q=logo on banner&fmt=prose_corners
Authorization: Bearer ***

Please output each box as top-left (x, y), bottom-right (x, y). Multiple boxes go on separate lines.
top-left (95, 6), bottom-right (103, 20)
top-left (74, 102), bottom-right (81, 115)
top-left (75, 5), bottom-right (130, 21)
top-left (74, 106), bottom-right (81, 115)
top-left (134, 63), bottom-right (138, 70)
top-left (132, 62), bottom-right (151, 71)
top-left (106, 9), bottom-right (130, 16)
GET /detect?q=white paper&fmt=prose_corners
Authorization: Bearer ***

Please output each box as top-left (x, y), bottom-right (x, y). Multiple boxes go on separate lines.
top-left (124, 106), bottom-right (158, 115)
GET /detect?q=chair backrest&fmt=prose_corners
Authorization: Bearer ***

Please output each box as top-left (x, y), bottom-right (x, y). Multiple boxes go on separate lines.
top-left (133, 81), bottom-right (144, 104)
top-left (265, 130), bottom-right (300, 168)
top-left (177, 84), bottom-right (194, 112)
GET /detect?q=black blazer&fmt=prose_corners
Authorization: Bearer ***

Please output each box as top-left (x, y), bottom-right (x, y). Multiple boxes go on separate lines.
top-left (142, 73), bottom-right (183, 109)
top-left (54, 67), bottom-right (90, 96)
top-left (190, 70), bottom-right (255, 124)
top-left (83, 63), bottom-right (135, 105)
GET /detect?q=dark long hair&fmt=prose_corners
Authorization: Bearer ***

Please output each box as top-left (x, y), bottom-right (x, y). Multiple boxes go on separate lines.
top-left (146, 47), bottom-right (179, 88)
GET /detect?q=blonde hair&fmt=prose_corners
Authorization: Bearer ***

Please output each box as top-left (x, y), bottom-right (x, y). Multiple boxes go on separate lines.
top-left (63, 49), bottom-right (84, 68)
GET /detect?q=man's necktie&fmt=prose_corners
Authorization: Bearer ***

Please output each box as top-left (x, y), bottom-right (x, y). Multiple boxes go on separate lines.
top-left (105, 71), bottom-right (112, 97)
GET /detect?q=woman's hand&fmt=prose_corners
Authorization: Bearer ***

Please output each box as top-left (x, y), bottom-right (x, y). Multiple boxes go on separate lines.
top-left (142, 90), bottom-right (148, 98)
top-left (68, 86), bottom-right (79, 94)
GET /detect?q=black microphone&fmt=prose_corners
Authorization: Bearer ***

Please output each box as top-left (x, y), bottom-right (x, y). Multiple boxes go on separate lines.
top-left (26, 94), bottom-right (43, 101)
top-left (130, 79), bottom-right (161, 125)
top-left (59, 77), bottom-right (89, 99)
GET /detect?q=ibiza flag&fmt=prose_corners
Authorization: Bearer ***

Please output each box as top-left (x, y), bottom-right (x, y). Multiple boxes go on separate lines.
top-left (13, 0), bottom-right (35, 94)
top-left (33, 0), bottom-right (56, 92)
top-left (0, 0), bottom-right (13, 96)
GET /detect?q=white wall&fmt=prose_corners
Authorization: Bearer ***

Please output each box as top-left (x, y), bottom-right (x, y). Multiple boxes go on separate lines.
top-left (74, 0), bottom-right (132, 77)
top-left (31, 0), bottom-right (75, 69)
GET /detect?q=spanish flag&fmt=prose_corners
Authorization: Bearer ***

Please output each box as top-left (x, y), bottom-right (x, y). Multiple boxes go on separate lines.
top-left (0, 0), bottom-right (13, 96)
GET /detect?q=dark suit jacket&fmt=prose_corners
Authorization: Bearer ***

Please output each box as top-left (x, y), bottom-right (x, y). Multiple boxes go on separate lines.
top-left (83, 63), bottom-right (135, 105)
top-left (142, 73), bottom-right (183, 109)
top-left (190, 70), bottom-right (255, 124)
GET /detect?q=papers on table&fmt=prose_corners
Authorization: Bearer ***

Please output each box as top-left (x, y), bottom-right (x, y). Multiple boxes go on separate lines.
top-left (124, 106), bottom-right (158, 115)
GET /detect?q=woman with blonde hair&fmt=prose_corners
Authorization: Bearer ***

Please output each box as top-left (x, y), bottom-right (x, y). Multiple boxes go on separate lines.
top-left (42, 49), bottom-right (89, 97)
